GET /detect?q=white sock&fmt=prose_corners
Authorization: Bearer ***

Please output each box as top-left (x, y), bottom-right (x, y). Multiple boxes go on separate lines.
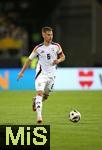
top-left (35, 95), bottom-right (43, 119)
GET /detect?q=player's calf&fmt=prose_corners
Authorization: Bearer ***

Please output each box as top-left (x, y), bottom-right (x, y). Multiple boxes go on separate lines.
top-left (32, 93), bottom-right (49, 112)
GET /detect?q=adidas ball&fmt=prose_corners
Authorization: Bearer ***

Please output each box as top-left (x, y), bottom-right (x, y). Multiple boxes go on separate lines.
top-left (69, 110), bottom-right (81, 122)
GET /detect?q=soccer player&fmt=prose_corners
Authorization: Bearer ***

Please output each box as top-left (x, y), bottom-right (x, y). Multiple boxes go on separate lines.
top-left (17, 26), bottom-right (65, 123)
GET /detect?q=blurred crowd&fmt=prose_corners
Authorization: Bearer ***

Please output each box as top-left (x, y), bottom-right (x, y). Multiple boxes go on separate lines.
top-left (0, 12), bottom-right (28, 57)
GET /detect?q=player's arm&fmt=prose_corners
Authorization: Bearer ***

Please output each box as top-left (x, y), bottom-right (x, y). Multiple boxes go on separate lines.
top-left (53, 44), bottom-right (65, 65)
top-left (17, 47), bottom-right (38, 80)
top-left (58, 51), bottom-right (65, 63)
top-left (17, 58), bottom-right (31, 80)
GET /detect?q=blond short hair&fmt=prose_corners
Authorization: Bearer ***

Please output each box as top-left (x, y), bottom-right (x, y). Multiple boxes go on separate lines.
top-left (42, 26), bottom-right (53, 33)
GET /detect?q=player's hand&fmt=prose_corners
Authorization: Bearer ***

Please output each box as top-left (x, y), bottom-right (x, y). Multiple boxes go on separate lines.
top-left (17, 72), bottom-right (23, 81)
top-left (53, 59), bottom-right (59, 65)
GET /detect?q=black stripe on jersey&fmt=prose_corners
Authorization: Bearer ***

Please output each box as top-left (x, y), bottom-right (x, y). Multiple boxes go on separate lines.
top-left (34, 43), bottom-right (44, 51)
top-left (51, 42), bottom-right (61, 49)
top-left (35, 43), bottom-right (44, 57)
top-left (35, 65), bottom-right (42, 80)
top-left (36, 43), bottom-right (44, 49)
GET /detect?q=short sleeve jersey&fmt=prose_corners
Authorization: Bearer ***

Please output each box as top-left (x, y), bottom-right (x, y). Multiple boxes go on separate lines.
top-left (29, 42), bottom-right (63, 75)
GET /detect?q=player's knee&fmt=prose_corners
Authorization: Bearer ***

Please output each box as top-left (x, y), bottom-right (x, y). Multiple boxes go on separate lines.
top-left (37, 91), bottom-right (43, 96)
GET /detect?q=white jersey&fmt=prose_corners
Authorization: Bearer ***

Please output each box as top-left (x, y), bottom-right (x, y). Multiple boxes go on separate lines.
top-left (29, 42), bottom-right (63, 77)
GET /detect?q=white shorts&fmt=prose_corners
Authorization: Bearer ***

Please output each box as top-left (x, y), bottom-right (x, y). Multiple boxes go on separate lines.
top-left (35, 72), bottom-right (55, 93)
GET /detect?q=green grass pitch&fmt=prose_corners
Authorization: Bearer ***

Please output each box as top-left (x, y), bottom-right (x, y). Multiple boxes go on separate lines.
top-left (0, 91), bottom-right (102, 150)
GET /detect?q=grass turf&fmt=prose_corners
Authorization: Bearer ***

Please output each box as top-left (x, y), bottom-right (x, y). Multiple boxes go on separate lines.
top-left (0, 91), bottom-right (102, 150)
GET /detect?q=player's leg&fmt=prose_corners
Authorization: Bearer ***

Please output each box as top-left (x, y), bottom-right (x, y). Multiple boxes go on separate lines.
top-left (32, 78), bottom-right (46, 112)
top-left (43, 77), bottom-right (54, 101)
top-left (32, 90), bottom-right (49, 109)
top-left (33, 74), bottom-right (47, 123)
top-left (43, 85), bottom-right (50, 101)
top-left (32, 89), bottom-right (50, 112)
top-left (32, 86), bottom-right (50, 113)
top-left (35, 90), bottom-right (43, 123)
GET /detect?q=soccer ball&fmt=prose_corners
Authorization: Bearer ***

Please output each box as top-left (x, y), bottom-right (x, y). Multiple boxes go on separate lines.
top-left (69, 110), bottom-right (81, 122)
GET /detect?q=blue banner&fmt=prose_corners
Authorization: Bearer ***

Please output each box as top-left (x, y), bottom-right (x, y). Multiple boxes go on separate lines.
top-left (0, 69), bottom-right (36, 90)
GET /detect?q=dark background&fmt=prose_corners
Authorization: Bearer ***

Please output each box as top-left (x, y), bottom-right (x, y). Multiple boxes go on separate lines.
top-left (0, 0), bottom-right (102, 68)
